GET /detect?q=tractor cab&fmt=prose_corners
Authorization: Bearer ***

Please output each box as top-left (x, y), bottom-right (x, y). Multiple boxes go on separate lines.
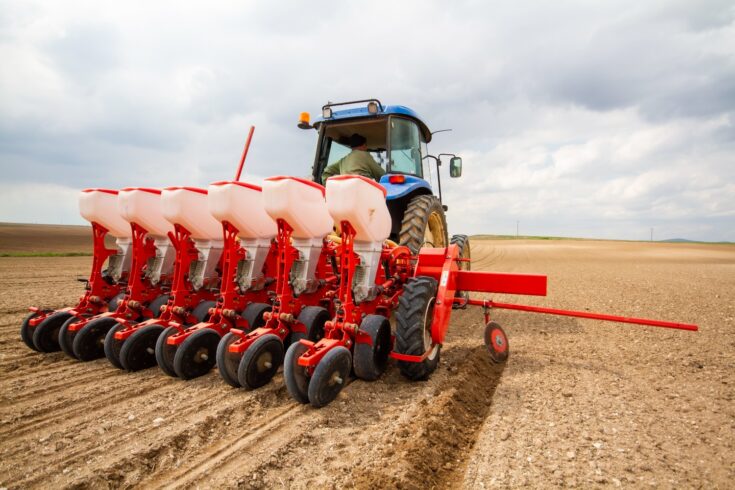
top-left (298, 99), bottom-right (463, 253)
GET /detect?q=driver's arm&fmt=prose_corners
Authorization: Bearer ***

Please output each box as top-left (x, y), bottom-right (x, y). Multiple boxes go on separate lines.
top-left (321, 159), bottom-right (342, 184)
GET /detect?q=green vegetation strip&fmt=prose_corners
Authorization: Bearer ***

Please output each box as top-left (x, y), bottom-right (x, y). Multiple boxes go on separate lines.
top-left (0, 252), bottom-right (92, 257)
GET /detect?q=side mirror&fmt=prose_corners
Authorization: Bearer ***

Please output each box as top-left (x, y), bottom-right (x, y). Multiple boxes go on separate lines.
top-left (449, 157), bottom-right (462, 178)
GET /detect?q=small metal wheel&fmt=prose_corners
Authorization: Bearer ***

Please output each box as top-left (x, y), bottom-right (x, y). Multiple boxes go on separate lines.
top-left (191, 300), bottom-right (216, 323)
top-left (290, 306), bottom-right (328, 345)
top-left (173, 329), bottom-right (221, 380)
top-left (216, 332), bottom-right (244, 388)
top-left (20, 311), bottom-right (47, 351)
top-left (33, 311), bottom-right (73, 352)
top-left (120, 324), bottom-right (165, 371)
top-left (283, 341), bottom-right (310, 403)
top-left (483, 321), bottom-right (509, 363)
top-left (59, 316), bottom-right (85, 359)
top-left (308, 346), bottom-right (352, 408)
top-left (238, 334), bottom-right (284, 390)
top-left (74, 317), bottom-right (119, 361)
top-left (104, 321), bottom-right (130, 369)
top-left (241, 302), bottom-right (272, 332)
top-left (155, 326), bottom-right (182, 377)
top-left (353, 315), bottom-right (392, 381)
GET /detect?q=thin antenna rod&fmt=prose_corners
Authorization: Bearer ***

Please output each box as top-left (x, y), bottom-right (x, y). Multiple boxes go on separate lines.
top-left (235, 126), bottom-right (255, 181)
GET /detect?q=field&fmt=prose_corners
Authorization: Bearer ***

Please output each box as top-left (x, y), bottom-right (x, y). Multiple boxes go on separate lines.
top-left (0, 225), bottom-right (733, 488)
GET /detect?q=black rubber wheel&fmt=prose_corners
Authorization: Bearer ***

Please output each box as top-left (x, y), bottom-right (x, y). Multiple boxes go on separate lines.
top-left (74, 317), bottom-right (119, 361)
top-left (107, 292), bottom-right (125, 312)
top-left (450, 234), bottom-right (471, 309)
top-left (290, 306), bottom-right (328, 345)
top-left (394, 276), bottom-right (441, 381)
top-left (104, 321), bottom-right (129, 369)
top-left (216, 332), bottom-right (243, 388)
top-left (155, 326), bottom-right (181, 377)
top-left (120, 324), bottom-right (165, 371)
top-left (173, 329), bottom-right (222, 379)
top-left (237, 334), bottom-right (284, 390)
top-left (484, 321), bottom-right (509, 363)
top-left (398, 195), bottom-right (448, 254)
top-left (241, 302), bottom-right (271, 332)
top-left (283, 341), bottom-right (310, 404)
top-left (353, 315), bottom-right (392, 381)
top-left (20, 311), bottom-right (44, 351)
top-left (59, 316), bottom-right (84, 359)
top-left (191, 300), bottom-right (216, 323)
top-left (33, 311), bottom-right (74, 352)
top-left (307, 346), bottom-right (352, 408)
top-left (148, 294), bottom-right (170, 318)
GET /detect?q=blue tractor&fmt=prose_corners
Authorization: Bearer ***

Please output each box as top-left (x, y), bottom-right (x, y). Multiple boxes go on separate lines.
top-left (298, 99), bottom-right (465, 255)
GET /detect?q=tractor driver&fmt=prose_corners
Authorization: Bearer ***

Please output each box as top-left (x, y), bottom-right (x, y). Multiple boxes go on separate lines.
top-left (321, 133), bottom-right (385, 184)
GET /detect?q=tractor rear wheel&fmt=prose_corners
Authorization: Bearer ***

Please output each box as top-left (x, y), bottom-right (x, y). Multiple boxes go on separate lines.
top-left (283, 341), bottom-right (310, 403)
top-left (237, 334), bottom-right (284, 390)
top-left (74, 317), bottom-right (118, 361)
top-left (451, 234), bottom-right (471, 309)
top-left (307, 346), bottom-right (352, 408)
top-left (33, 311), bottom-right (73, 352)
top-left (398, 195), bottom-right (448, 254)
top-left (120, 324), bottom-right (164, 371)
top-left (173, 328), bottom-right (221, 379)
top-left (216, 332), bottom-right (243, 388)
top-left (353, 315), bottom-right (391, 381)
top-left (291, 306), bottom-right (328, 345)
top-left (394, 276), bottom-right (441, 380)
top-left (155, 326), bottom-right (181, 377)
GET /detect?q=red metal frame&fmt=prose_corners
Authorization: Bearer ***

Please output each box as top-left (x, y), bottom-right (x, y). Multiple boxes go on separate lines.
top-left (113, 223), bottom-right (219, 342)
top-left (225, 219), bottom-right (339, 354)
top-left (165, 221), bottom-right (276, 346)
top-left (28, 222), bottom-right (124, 326)
top-left (67, 222), bottom-right (170, 333)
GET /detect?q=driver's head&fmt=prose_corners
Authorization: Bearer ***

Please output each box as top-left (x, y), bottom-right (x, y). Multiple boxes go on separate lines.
top-left (348, 133), bottom-right (367, 150)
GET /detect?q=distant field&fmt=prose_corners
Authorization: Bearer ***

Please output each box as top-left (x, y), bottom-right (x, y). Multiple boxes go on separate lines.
top-left (0, 223), bottom-right (94, 255)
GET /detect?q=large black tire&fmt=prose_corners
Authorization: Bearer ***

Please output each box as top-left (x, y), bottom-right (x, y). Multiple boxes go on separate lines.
top-left (241, 302), bottom-right (271, 332)
top-left (120, 324), bottom-right (165, 371)
top-left (450, 234), bottom-right (471, 309)
top-left (216, 332), bottom-right (243, 388)
top-left (291, 306), bottom-right (328, 346)
top-left (307, 346), bottom-right (352, 408)
top-left (73, 317), bottom-right (118, 361)
top-left (20, 311), bottom-right (46, 351)
top-left (283, 341), bottom-right (310, 404)
top-left (394, 276), bottom-right (441, 381)
top-left (148, 294), bottom-right (170, 318)
top-left (33, 311), bottom-right (74, 352)
top-left (353, 315), bottom-right (391, 381)
top-left (173, 329), bottom-right (221, 380)
top-left (59, 316), bottom-right (84, 359)
top-left (398, 195), bottom-right (448, 254)
top-left (155, 326), bottom-right (181, 377)
top-left (191, 300), bottom-right (216, 323)
top-left (237, 334), bottom-right (284, 390)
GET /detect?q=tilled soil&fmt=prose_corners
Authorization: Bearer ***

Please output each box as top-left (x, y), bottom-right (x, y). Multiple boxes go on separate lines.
top-left (0, 239), bottom-right (732, 489)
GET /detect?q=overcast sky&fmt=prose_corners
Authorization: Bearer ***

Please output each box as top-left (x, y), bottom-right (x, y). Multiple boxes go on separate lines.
top-left (1, 0), bottom-right (733, 241)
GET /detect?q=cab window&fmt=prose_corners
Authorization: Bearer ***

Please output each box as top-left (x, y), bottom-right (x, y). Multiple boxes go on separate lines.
top-left (389, 118), bottom-right (422, 177)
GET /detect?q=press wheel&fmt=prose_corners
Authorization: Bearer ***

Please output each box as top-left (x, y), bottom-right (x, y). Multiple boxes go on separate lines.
top-left (173, 329), bottom-right (221, 380)
top-left (216, 332), bottom-right (243, 388)
top-left (237, 334), bottom-right (284, 390)
top-left (283, 341), bottom-right (310, 404)
top-left (155, 326), bottom-right (182, 377)
top-left (120, 324), bottom-right (164, 371)
top-left (74, 317), bottom-right (118, 361)
top-left (307, 346), bottom-right (352, 408)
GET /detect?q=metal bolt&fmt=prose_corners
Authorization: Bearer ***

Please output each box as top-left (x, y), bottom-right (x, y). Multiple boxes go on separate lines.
top-left (146, 347), bottom-right (154, 355)
top-left (264, 361), bottom-right (272, 369)
top-left (201, 353), bottom-right (209, 361)
top-left (334, 375), bottom-right (343, 385)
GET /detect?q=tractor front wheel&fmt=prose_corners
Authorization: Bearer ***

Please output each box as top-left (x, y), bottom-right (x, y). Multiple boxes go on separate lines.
top-left (398, 195), bottom-right (448, 254)
top-left (394, 276), bottom-right (441, 380)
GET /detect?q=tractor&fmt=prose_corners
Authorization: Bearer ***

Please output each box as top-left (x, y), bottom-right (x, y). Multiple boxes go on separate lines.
top-left (299, 99), bottom-right (464, 255)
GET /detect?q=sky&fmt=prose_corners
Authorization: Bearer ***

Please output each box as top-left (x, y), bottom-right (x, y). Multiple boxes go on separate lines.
top-left (1, 0), bottom-right (733, 241)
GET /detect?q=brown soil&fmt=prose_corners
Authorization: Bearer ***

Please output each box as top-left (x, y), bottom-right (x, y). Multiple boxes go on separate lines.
top-left (0, 223), bottom-right (93, 254)
top-left (0, 235), bottom-right (732, 488)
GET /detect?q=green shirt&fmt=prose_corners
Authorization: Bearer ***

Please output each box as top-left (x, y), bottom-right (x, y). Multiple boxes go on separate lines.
top-left (321, 150), bottom-right (386, 184)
